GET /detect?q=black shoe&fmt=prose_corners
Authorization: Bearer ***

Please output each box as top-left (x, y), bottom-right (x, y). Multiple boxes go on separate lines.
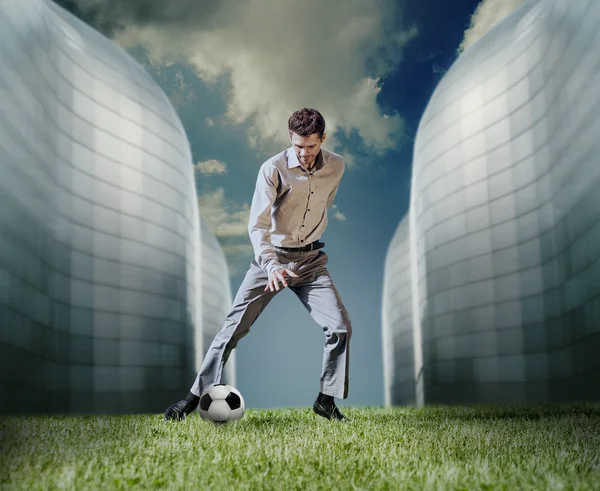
top-left (163, 398), bottom-right (198, 421)
top-left (313, 399), bottom-right (349, 422)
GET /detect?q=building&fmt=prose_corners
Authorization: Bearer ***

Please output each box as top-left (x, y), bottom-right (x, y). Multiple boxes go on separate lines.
top-left (0, 0), bottom-right (233, 414)
top-left (384, 0), bottom-right (600, 406)
top-left (197, 217), bottom-right (235, 387)
top-left (382, 216), bottom-right (416, 406)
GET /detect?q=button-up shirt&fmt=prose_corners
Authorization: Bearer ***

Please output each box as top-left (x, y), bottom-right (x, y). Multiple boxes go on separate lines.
top-left (248, 146), bottom-right (345, 276)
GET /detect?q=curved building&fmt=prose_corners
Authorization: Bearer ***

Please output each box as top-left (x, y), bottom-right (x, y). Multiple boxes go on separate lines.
top-left (0, 0), bottom-right (232, 413)
top-left (384, 0), bottom-right (600, 405)
top-left (382, 215), bottom-right (416, 407)
top-left (197, 217), bottom-right (235, 387)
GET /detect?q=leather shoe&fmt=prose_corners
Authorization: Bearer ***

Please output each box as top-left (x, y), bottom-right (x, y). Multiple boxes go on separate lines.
top-left (313, 399), bottom-right (349, 421)
top-left (163, 398), bottom-right (198, 421)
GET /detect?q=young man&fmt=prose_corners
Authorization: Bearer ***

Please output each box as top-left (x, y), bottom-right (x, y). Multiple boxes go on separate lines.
top-left (164, 108), bottom-right (352, 422)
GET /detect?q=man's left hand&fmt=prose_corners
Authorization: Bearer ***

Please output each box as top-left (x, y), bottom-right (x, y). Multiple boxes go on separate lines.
top-left (264, 268), bottom-right (299, 292)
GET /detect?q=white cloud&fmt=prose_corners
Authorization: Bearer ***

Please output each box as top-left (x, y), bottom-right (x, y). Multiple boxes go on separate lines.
top-left (197, 187), bottom-right (254, 276)
top-left (195, 159), bottom-right (228, 175)
top-left (331, 204), bottom-right (346, 221)
top-left (111, 0), bottom-right (418, 162)
top-left (197, 187), bottom-right (250, 238)
top-left (135, 59), bottom-right (196, 108)
top-left (342, 152), bottom-right (356, 169)
top-left (459, 0), bottom-right (528, 53)
top-left (170, 70), bottom-right (196, 107)
top-left (334, 211), bottom-right (347, 221)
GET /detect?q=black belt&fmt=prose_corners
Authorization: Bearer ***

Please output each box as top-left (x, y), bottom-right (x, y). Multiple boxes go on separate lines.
top-left (275, 240), bottom-right (324, 252)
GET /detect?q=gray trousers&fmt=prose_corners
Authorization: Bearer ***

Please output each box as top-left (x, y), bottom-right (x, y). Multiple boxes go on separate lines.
top-left (190, 248), bottom-right (352, 399)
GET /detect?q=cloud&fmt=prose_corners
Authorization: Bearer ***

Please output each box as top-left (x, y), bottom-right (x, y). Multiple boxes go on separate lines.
top-left (55, 0), bottom-right (418, 163)
top-left (458, 0), bottom-right (528, 53)
top-left (197, 188), bottom-right (254, 276)
top-left (341, 153), bottom-right (356, 169)
top-left (195, 160), bottom-right (228, 175)
top-left (169, 70), bottom-right (196, 108)
top-left (135, 57), bottom-right (196, 108)
top-left (197, 188), bottom-right (251, 239)
top-left (331, 204), bottom-right (346, 221)
top-left (52, 0), bottom-right (229, 37)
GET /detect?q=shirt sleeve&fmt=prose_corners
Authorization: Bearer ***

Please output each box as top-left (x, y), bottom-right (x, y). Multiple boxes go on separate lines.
top-left (248, 162), bottom-right (285, 276)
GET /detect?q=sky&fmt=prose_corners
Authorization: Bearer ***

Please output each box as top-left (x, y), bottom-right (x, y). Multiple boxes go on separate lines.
top-left (54, 0), bottom-right (528, 408)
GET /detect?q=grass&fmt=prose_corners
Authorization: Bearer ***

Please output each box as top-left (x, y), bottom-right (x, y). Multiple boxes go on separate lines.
top-left (1, 404), bottom-right (599, 490)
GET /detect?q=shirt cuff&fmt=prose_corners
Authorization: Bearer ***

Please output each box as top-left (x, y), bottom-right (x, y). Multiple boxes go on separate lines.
top-left (264, 258), bottom-right (285, 277)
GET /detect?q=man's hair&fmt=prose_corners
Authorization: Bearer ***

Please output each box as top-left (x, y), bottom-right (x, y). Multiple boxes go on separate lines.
top-left (288, 108), bottom-right (326, 138)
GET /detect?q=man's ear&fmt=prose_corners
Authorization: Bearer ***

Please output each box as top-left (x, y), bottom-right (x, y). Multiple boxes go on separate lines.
top-left (321, 133), bottom-right (327, 143)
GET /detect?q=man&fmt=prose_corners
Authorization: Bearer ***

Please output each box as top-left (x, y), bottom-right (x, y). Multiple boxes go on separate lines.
top-left (164, 108), bottom-right (352, 422)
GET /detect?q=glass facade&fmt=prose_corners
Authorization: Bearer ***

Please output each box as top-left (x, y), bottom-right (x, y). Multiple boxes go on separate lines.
top-left (382, 216), bottom-right (416, 406)
top-left (197, 217), bottom-right (235, 387)
top-left (0, 0), bottom-right (233, 413)
top-left (385, 0), bottom-right (600, 405)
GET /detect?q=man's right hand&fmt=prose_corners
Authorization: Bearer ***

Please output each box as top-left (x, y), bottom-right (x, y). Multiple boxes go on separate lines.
top-left (264, 268), bottom-right (299, 292)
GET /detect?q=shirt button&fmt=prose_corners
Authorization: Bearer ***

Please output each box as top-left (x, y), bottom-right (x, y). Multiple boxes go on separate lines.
top-left (311, 192), bottom-right (314, 194)
top-left (308, 209), bottom-right (310, 211)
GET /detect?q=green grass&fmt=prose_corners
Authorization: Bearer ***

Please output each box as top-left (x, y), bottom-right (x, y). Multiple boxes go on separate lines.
top-left (1, 404), bottom-right (599, 490)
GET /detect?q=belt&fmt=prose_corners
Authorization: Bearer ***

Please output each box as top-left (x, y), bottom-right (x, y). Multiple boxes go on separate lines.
top-left (275, 240), bottom-right (325, 252)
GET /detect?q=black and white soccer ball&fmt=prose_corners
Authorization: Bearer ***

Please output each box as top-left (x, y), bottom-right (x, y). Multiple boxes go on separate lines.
top-left (199, 384), bottom-right (245, 423)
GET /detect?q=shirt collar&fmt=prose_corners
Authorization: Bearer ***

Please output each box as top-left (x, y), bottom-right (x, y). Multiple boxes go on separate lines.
top-left (286, 147), bottom-right (324, 170)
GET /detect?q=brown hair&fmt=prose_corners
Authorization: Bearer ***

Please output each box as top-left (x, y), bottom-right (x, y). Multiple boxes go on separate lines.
top-left (288, 108), bottom-right (326, 138)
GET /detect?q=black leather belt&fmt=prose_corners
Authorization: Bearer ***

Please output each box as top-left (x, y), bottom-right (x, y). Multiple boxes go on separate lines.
top-left (275, 240), bottom-right (324, 252)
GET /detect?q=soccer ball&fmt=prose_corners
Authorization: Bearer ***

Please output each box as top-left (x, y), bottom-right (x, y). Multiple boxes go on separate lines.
top-left (199, 384), bottom-right (245, 423)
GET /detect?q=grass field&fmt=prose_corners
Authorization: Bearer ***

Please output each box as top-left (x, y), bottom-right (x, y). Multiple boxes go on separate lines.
top-left (1, 403), bottom-right (599, 490)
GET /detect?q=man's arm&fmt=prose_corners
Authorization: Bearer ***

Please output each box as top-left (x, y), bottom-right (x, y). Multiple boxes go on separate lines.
top-left (248, 162), bottom-right (284, 277)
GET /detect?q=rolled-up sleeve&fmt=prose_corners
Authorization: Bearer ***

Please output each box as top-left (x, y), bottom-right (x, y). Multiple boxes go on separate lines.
top-left (248, 162), bottom-right (284, 276)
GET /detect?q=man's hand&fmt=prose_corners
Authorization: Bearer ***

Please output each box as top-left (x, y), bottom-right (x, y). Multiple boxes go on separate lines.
top-left (264, 268), bottom-right (299, 292)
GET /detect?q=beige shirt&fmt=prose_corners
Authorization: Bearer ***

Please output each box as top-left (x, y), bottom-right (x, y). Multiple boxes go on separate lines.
top-left (248, 146), bottom-right (345, 276)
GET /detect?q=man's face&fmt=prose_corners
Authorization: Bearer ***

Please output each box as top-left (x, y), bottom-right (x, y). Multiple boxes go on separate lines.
top-left (290, 131), bottom-right (326, 168)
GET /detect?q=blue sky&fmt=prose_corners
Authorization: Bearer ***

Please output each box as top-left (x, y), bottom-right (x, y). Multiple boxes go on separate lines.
top-left (57, 0), bottom-right (526, 408)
